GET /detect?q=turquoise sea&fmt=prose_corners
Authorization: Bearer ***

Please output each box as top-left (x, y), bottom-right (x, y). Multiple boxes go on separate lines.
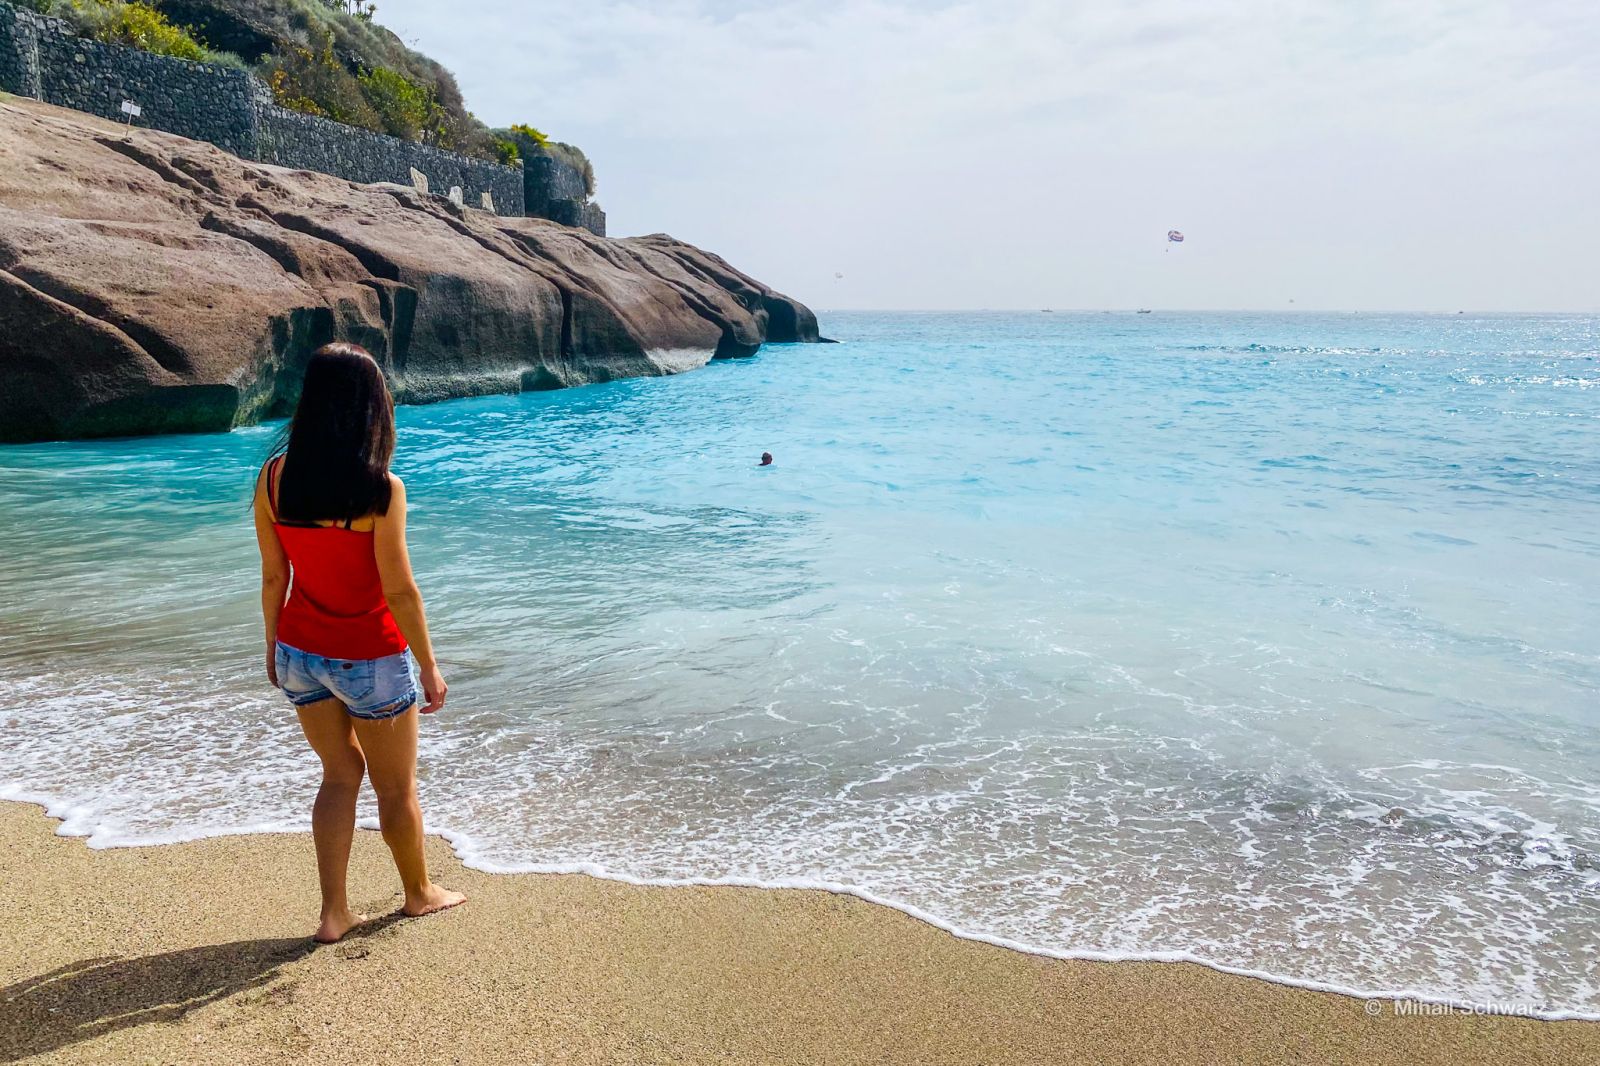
top-left (2, 311), bottom-right (1597, 1016)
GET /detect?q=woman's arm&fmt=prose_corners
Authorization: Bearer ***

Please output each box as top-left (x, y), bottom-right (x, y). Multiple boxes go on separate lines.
top-left (253, 462), bottom-right (290, 686)
top-left (374, 474), bottom-right (447, 713)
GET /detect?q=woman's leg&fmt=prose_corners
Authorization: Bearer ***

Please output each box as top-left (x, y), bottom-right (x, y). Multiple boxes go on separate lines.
top-left (352, 706), bottom-right (466, 917)
top-left (295, 697), bottom-right (368, 943)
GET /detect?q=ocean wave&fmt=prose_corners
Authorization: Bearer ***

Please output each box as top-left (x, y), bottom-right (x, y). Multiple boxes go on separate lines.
top-left (5, 310), bottom-right (1599, 1019)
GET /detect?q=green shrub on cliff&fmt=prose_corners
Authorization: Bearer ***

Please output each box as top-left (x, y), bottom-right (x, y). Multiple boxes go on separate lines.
top-left (157, 0), bottom-right (495, 153)
top-left (491, 136), bottom-right (520, 166)
top-left (261, 34), bottom-right (381, 129)
top-left (97, 1), bottom-right (207, 60)
top-left (264, 42), bottom-right (473, 150)
top-left (357, 65), bottom-right (431, 140)
top-left (508, 122), bottom-right (548, 148)
top-left (42, 0), bottom-right (243, 66)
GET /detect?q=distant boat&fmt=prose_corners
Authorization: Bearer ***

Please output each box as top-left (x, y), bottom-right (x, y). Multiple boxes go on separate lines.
top-left (1041, 309), bottom-right (1053, 313)
top-left (1136, 308), bottom-right (1152, 314)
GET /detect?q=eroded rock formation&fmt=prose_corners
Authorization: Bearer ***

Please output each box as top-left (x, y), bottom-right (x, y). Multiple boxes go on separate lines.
top-left (0, 98), bottom-right (818, 442)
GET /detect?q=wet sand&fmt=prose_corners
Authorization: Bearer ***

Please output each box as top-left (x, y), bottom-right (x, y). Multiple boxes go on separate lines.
top-left (1, 801), bottom-right (1594, 1065)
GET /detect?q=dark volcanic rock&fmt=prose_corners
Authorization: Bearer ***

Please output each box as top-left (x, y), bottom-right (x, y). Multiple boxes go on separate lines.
top-left (0, 98), bottom-right (818, 443)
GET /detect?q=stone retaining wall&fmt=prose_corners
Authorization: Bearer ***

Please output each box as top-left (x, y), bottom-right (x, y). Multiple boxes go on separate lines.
top-left (0, 1), bottom-right (523, 215)
top-left (255, 102), bottom-right (523, 215)
top-left (523, 150), bottom-right (605, 236)
top-left (0, 2), bottom-right (257, 154)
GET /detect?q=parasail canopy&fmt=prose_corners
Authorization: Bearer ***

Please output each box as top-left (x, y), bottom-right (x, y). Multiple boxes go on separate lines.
top-left (1167, 230), bottom-right (1185, 243)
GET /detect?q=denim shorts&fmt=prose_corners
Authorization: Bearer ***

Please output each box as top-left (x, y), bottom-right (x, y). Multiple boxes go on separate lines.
top-left (273, 641), bottom-right (418, 720)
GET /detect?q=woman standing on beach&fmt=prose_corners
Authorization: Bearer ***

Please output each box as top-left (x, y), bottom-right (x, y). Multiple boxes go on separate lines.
top-left (252, 342), bottom-right (464, 944)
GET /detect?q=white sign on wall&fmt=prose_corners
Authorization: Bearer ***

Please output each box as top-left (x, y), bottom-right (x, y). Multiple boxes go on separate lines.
top-left (119, 100), bottom-right (142, 118)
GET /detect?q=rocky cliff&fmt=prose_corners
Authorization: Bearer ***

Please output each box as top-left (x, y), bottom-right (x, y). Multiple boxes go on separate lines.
top-left (0, 97), bottom-right (818, 442)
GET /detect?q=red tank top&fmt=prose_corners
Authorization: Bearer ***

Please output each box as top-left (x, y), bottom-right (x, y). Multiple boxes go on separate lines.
top-left (268, 458), bottom-right (407, 660)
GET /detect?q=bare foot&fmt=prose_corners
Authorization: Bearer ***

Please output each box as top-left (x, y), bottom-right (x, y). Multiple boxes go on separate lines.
top-left (313, 909), bottom-right (369, 944)
top-left (401, 884), bottom-right (467, 918)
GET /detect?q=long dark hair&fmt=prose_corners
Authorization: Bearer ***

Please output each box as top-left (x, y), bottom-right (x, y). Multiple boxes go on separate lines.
top-left (272, 343), bottom-right (396, 522)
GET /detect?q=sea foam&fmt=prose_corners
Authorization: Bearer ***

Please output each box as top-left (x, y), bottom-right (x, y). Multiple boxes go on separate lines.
top-left (3, 311), bottom-right (1599, 1017)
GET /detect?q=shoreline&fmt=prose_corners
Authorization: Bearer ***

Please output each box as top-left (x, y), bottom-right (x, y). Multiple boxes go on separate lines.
top-left (12, 787), bottom-right (1595, 1025)
top-left (3, 799), bottom-right (1596, 1064)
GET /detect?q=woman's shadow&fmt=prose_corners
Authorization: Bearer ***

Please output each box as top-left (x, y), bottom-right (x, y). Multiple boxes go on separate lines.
top-left (0, 917), bottom-right (399, 1062)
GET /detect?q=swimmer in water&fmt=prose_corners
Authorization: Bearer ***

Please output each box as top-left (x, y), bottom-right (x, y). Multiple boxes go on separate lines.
top-left (759, 452), bottom-right (773, 467)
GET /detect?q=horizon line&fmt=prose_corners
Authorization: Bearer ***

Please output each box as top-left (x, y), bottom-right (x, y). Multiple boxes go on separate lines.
top-left (808, 308), bottom-right (1600, 316)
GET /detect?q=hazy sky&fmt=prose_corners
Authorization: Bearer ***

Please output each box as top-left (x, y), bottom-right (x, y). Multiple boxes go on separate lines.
top-left (377, 1), bottom-right (1597, 312)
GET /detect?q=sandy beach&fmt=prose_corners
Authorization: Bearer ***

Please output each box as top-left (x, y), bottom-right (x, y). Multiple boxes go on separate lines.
top-left (0, 801), bottom-right (1593, 1065)
top-left (3, 0), bottom-right (1596, 1058)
